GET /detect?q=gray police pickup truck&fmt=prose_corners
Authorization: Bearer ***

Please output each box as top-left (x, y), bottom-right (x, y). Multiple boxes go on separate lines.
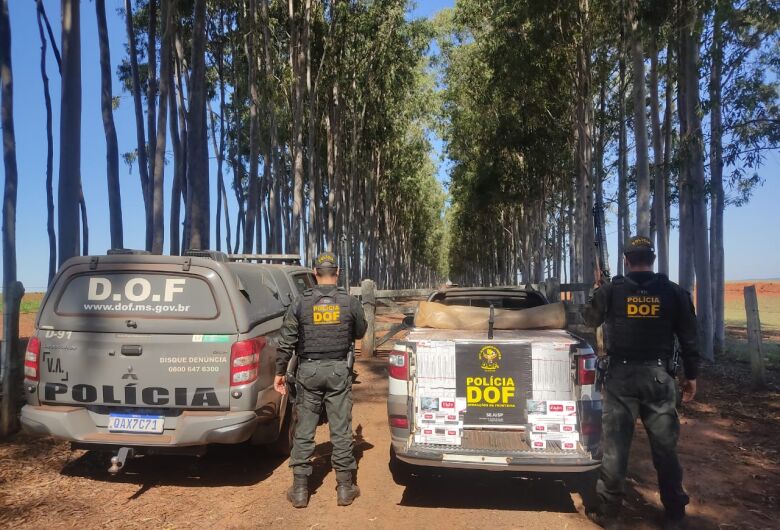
top-left (21, 250), bottom-right (312, 472)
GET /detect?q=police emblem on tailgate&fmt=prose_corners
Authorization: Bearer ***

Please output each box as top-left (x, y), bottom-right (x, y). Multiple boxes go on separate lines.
top-left (478, 345), bottom-right (501, 371)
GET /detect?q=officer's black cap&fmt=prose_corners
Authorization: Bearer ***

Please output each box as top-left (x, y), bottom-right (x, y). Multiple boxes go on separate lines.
top-left (624, 235), bottom-right (655, 255)
top-left (313, 251), bottom-right (338, 269)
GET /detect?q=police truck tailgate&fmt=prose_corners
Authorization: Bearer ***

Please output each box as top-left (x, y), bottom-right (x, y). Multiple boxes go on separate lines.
top-left (37, 330), bottom-right (233, 411)
top-left (32, 266), bottom-right (241, 418)
top-left (402, 328), bottom-right (599, 467)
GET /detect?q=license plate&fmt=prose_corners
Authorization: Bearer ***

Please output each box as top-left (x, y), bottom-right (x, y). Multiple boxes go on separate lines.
top-left (108, 414), bottom-right (164, 434)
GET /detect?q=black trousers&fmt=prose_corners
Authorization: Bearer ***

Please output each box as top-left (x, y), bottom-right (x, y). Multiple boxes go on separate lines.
top-left (597, 362), bottom-right (689, 515)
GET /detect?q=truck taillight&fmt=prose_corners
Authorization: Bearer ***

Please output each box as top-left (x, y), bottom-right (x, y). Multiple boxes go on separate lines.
top-left (231, 337), bottom-right (265, 386)
top-left (24, 337), bottom-right (41, 381)
top-left (389, 415), bottom-right (409, 429)
top-left (388, 350), bottom-right (408, 380)
top-left (577, 354), bottom-right (597, 386)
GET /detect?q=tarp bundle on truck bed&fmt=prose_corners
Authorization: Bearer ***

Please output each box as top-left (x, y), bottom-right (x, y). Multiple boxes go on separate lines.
top-left (414, 301), bottom-right (567, 330)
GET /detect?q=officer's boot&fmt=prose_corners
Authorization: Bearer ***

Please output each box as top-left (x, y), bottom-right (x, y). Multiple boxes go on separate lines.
top-left (335, 470), bottom-right (360, 506)
top-left (286, 474), bottom-right (309, 508)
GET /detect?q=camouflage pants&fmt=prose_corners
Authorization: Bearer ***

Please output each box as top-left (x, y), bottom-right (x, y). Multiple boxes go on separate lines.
top-left (597, 362), bottom-right (689, 516)
top-left (289, 358), bottom-right (356, 476)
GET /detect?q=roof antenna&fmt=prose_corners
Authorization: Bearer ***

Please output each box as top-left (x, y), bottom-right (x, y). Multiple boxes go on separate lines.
top-left (488, 303), bottom-right (495, 340)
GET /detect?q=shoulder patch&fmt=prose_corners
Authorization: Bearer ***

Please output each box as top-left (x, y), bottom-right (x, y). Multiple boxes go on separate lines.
top-left (611, 275), bottom-right (625, 285)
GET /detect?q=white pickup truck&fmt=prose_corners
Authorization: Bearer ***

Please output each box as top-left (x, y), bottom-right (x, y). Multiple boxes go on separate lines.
top-left (386, 286), bottom-right (602, 488)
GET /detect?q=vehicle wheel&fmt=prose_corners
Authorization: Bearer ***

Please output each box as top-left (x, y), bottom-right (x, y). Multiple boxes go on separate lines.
top-left (389, 445), bottom-right (418, 486)
top-left (268, 400), bottom-right (297, 457)
top-left (567, 469), bottom-right (600, 511)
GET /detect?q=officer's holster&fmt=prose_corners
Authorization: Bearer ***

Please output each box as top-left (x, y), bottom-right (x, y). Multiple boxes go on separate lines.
top-left (285, 354), bottom-right (299, 401)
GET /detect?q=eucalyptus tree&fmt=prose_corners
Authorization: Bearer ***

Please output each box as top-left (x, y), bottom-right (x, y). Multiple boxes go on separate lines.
top-left (96, 0), bottom-right (124, 250)
top-left (186, 0), bottom-right (209, 250)
top-left (58, 0), bottom-right (82, 265)
top-left (35, 0), bottom-right (57, 282)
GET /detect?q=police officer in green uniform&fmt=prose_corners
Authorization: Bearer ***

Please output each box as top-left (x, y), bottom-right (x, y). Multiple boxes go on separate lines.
top-left (583, 236), bottom-right (700, 530)
top-left (273, 252), bottom-right (367, 508)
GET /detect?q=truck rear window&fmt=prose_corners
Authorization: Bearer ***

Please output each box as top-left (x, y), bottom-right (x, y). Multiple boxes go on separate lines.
top-left (55, 273), bottom-right (218, 319)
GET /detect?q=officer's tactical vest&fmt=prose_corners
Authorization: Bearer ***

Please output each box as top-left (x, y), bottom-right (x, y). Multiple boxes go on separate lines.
top-left (605, 273), bottom-right (677, 358)
top-left (297, 287), bottom-right (354, 358)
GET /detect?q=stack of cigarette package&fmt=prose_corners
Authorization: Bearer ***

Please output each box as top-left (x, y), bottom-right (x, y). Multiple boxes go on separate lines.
top-left (526, 400), bottom-right (579, 451)
top-left (413, 341), bottom-right (464, 446)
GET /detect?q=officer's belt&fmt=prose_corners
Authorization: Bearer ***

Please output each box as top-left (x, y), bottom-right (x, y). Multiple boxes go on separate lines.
top-left (299, 351), bottom-right (349, 361)
top-left (608, 355), bottom-right (669, 366)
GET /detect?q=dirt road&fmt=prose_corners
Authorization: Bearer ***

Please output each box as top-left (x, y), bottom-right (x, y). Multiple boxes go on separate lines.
top-left (1, 350), bottom-right (778, 529)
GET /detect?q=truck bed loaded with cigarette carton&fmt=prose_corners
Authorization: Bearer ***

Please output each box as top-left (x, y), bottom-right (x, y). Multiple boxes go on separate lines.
top-left (386, 286), bottom-right (601, 484)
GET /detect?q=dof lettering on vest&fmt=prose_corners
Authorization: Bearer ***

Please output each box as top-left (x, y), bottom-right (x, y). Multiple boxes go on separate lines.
top-left (626, 295), bottom-right (661, 318)
top-left (313, 303), bottom-right (341, 325)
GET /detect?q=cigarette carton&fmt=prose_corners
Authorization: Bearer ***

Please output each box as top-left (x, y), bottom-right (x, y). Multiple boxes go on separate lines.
top-left (416, 426), bottom-right (461, 446)
top-left (545, 400), bottom-right (577, 417)
top-left (539, 431), bottom-right (580, 442)
top-left (560, 439), bottom-right (578, 451)
top-left (527, 400), bottom-right (548, 415)
top-left (529, 434), bottom-right (549, 450)
top-left (529, 422), bottom-right (563, 434)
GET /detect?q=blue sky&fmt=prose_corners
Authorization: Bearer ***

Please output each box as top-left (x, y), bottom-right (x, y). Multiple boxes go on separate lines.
top-left (0, 0), bottom-right (777, 291)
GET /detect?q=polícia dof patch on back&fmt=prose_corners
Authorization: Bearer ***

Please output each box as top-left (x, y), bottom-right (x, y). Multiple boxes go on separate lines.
top-left (313, 303), bottom-right (341, 325)
top-left (625, 295), bottom-right (661, 318)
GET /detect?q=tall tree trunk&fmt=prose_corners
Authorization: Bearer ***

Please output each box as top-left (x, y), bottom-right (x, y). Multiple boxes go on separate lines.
top-left (261, 0), bottom-right (281, 254)
top-left (244, 1), bottom-right (259, 253)
top-left (186, 0), bottom-right (209, 250)
top-left (617, 36), bottom-right (628, 275)
top-left (627, 0), bottom-right (651, 236)
top-left (58, 0), bottom-right (81, 265)
top-left (0, 0), bottom-right (22, 436)
top-left (79, 189), bottom-right (88, 255)
top-left (575, 0), bottom-right (594, 299)
top-left (35, 0), bottom-right (57, 282)
top-left (683, 3), bottom-right (714, 362)
top-left (216, 7), bottom-right (230, 253)
top-left (147, 0), bottom-right (158, 192)
top-left (662, 41), bottom-right (674, 243)
top-left (326, 98), bottom-right (336, 250)
top-left (289, 0), bottom-right (305, 255)
top-left (169, 56), bottom-right (183, 256)
top-left (677, 2), bottom-right (694, 292)
top-left (709, 0), bottom-right (725, 356)
top-left (151, 0), bottom-right (171, 254)
top-left (305, 0), bottom-right (318, 262)
top-left (595, 68), bottom-right (609, 271)
top-left (649, 34), bottom-right (668, 274)
top-left (95, 0), bottom-right (123, 249)
top-left (124, 0), bottom-right (152, 250)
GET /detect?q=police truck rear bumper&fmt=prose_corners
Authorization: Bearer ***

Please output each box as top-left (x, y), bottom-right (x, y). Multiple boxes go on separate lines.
top-left (391, 439), bottom-right (601, 473)
top-left (21, 404), bottom-right (258, 448)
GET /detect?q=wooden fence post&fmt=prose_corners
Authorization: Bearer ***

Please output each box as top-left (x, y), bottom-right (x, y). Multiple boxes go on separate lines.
top-left (1, 281), bottom-right (25, 437)
top-left (545, 278), bottom-right (561, 302)
top-left (744, 285), bottom-right (766, 389)
top-left (361, 279), bottom-right (376, 356)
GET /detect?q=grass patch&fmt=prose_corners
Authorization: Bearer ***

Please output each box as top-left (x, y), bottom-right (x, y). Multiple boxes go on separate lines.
top-left (724, 291), bottom-right (780, 332)
top-left (723, 334), bottom-right (780, 370)
top-left (0, 293), bottom-right (43, 314)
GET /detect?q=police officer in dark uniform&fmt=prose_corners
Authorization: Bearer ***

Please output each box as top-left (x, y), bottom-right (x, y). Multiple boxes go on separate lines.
top-left (583, 236), bottom-right (700, 530)
top-left (273, 252), bottom-right (367, 508)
